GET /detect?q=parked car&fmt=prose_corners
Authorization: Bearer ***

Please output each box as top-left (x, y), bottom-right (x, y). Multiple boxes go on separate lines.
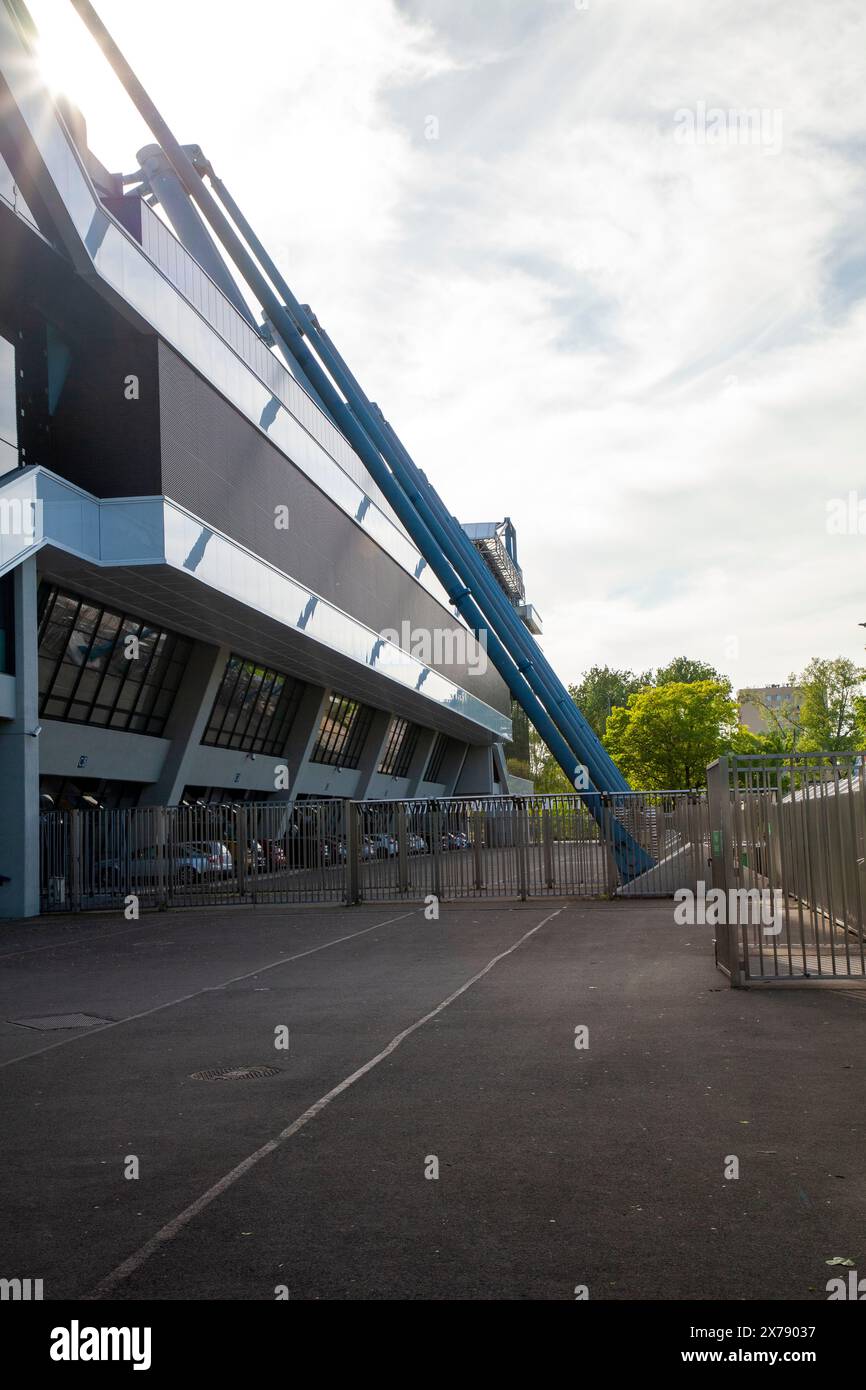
top-left (187, 841), bottom-right (234, 876)
top-left (260, 839), bottom-right (287, 871)
top-left (408, 833), bottom-right (428, 855)
top-left (322, 835), bottom-right (377, 863)
top-left (112, 842), bottom-right (234, 885)
top-left (369, 832), bottom-right (398, 859)
top-left (244, 839), bottom-right (268, 872)
top-left (284, 826), bottom-right (325, 866)
top-left (92, 856), bottom-right (133, 891)
top-left (441, 830), bottom-right (470, 851)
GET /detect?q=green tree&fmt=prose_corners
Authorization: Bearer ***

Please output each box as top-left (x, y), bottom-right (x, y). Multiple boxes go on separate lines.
top-left (796, 657), bottom-right (865, 752)
top-left (726, 724), bottom-right (792, 757)
top-left (569, 665), bottom-right (651, 740)
top-left (654, 656), bottom-right (726, 688)
top-left (603, 680), bottom-right (738, 789)
top-left (528, 725), bottom-right (573, 793)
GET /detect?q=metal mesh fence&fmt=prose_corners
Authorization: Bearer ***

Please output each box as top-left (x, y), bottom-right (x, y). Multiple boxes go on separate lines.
top-left (38, 791), bottom-right (709, 913)
top-left (709, 755), bottom-right (866, 981)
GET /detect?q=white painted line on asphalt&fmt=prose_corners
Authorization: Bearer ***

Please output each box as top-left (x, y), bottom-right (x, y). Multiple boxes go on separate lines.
top-left (0, 902), bottom-right (363, 960)
top-left (0, 919), bottom-right (182, 960)
top-left (83, 903), bottom-right (565, 1300)
top-left (0, 908), bottom-right (422, 1072)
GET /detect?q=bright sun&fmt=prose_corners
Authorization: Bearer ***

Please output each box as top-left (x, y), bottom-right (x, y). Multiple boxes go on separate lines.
top-left (34, 7), bottom-right (108, 104)
top-left (24, 0), bottom-right (147, 169)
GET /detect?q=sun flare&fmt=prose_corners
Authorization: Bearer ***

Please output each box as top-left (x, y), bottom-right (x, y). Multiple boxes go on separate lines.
top-left (31, 2), bottom-right (113, 116)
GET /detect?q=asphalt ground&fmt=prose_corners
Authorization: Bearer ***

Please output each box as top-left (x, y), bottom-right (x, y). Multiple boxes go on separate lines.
top-left (0, 899), bottom-right (864, 1301)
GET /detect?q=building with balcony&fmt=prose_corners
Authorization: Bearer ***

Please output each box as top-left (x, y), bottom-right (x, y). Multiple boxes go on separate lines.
top-left (0, 1), bottom-right (515, 916)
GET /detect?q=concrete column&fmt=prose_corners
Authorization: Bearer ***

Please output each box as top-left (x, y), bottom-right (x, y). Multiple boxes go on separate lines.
top-left (353, 710), bottom-right (394, 801)
top-left (492, 742), bottom-right (509, 791)
top-left (274, 683), bottom-right (331, 803)
top-left (138, 641), bottom-right (228, 805)
top-left (407, 729), bottom-right (437, 796)
top-left (439, 739), bottom-right (468, 795)
top-left (455, 742), bottom-right (494, 795)
top-left (0, 557), bottom-right (40, 918)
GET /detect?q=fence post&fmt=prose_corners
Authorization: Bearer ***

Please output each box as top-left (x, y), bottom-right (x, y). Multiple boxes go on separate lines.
top-left (516, 799), bottom-right (528, 901)
top-left (473, 809), bottom-right (485, 891)
top-left (155, 806), bottom-right (168, 910)
top-left (345, 801), bottom-right (360, 904)
top-left (397, 804), bottom-right (409, 894)
top-left (70, 810), bottom-right (82, 913)
top-left (707, 757), bottom-right (741, 986)
top-left (599, 798), bottom-right (619, 898)
top-left (542, 809), bottom-right (554, 890)
top-left (431, 806), bottom-right (442, 900)
top-left (237, 804), bottom-right (247, 900)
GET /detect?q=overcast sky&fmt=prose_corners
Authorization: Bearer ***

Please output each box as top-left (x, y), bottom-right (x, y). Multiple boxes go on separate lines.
top-left (27, 0), bottom-right (866, 691)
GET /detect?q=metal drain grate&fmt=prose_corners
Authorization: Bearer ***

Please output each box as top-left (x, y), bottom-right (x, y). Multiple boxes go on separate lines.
top-left (190, 1065), bottom-right (281, 1081)
top-left (11, 1012), bottom-right (114, 1031)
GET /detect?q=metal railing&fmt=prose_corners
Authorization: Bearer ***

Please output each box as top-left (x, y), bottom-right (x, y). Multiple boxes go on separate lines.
top-left (707, 754), bottom-right (866, 982)
top-left (39, 800), bottom-right (347, 913)
top-left (38, 792), bottom-right (709, 914)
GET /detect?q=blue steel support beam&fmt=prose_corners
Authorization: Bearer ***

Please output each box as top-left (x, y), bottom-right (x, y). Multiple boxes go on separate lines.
top-left (386, 429), bottom-right (632, 792)
top-left (202, 176), bottom-right (628, 795)
top-left (65, 0), bottom-right (652, 880)
top-left (180, 145), bottom-right (330, 411)
top-left (313, 326), bottom-right (631, 793)
top-left (135, 143), bottom-right (259, 330)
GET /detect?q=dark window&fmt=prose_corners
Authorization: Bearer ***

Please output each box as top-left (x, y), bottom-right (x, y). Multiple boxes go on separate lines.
top-left (425, 733), bottom-right (450, 783)
top-left (181, 785), bottom-right (263, 806)
top-left (39, 776), bottom-right (143, 811)
top-left (201, 654), bottom-right (304, 756)
top-left (0, 572), bottom-right (14, 675)
top-left (0, 331), bottom-right (17, 477)
top-left (378, 717), bottom-right (420, 778)
top-left (36, 584), bottom-right (191, 736)
top-left (310, 694), bottom-right (375, 769)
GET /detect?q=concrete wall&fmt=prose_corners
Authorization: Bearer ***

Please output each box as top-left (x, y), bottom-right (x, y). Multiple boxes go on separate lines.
top-left (0, 672), bottom-right (14, 719)
top-left (39, 720), bottom-right (169, 784)
top-left (0, 558), bottom-right (39, 917)
top-left (157, 344), bottom-right (510, 719)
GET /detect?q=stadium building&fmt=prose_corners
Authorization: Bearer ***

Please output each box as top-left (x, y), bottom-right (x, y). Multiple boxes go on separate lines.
top-left (0, 0), bottom-right (540, 918)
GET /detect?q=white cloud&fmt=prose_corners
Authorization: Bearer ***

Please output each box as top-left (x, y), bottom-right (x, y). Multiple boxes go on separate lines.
top-left (26, 0), bottom-right (866, 692)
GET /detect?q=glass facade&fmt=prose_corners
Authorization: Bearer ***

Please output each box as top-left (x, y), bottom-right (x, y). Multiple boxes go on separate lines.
top-left (311, 694), bottom-right (375, 769)
top-left (0, 153), bottom-right (38, 229)
top-left (37, 585), bottom-right (192, 735)
top-left (378, 717), bottom-right (420, 778)
top-left (201, 654), bottom-right (305, 756)
top-left (0, 331), bottom-right (18, 477)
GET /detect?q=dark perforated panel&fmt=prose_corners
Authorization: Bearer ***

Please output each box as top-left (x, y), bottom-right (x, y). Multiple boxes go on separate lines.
top-left (158, 344), bottom-right (510, 717)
